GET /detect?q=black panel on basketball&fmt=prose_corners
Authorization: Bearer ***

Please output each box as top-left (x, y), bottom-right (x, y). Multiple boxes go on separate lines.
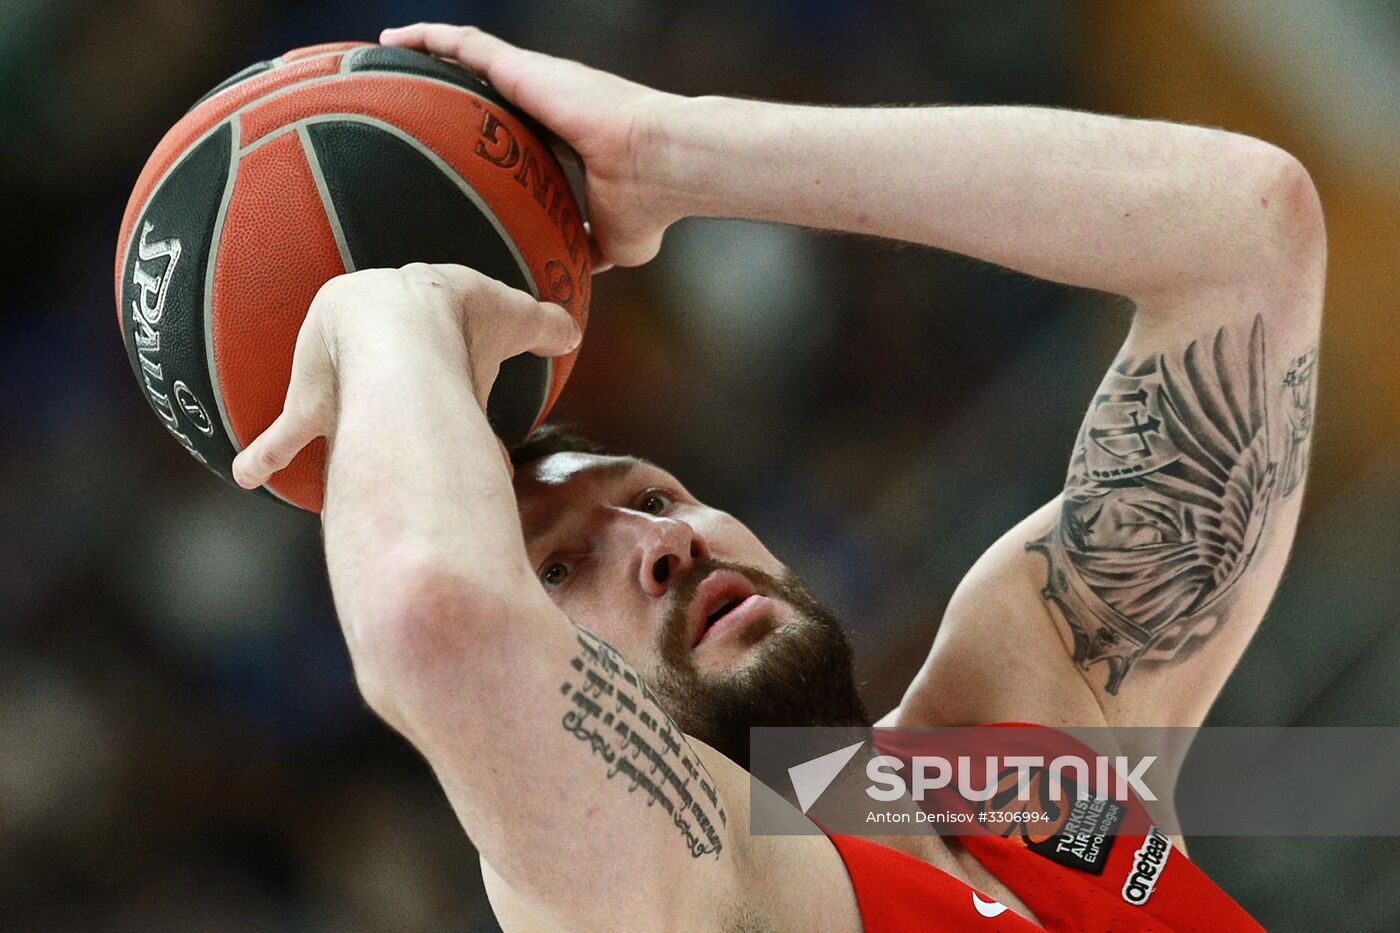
top-left (349, 46), bottom-right (511, 110)
top-left (349, 46), bottom-right (561, 168)
top-left (121, 121), bottom-right (241, 477)
top-left (189, 59), bottom-right (275, 111)
top-left (304, 119), bottom-right (549, 443)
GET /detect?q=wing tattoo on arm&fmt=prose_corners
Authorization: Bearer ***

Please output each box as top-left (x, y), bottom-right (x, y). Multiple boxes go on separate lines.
top-left (1027, 315), bottom-right (1295, 694)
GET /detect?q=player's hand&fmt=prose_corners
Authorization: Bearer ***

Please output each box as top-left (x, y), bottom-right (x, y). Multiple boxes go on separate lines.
top-left (231, 263), bottom-right (579, 489)
top-left (379, 22), bottom-right (683, 271)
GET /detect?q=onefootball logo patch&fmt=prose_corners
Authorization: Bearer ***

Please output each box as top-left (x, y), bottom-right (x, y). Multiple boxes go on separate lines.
top-left (1122, 826), bottom-right (1171, 906)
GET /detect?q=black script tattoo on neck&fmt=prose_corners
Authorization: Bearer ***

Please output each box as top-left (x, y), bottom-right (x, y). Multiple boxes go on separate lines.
top-left (1028, 315), bottom-right (1302, 694)
top-left (560, 627), bottom-right (727, 859)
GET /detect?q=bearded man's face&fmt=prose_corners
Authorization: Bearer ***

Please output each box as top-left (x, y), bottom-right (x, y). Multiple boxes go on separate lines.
top-left (515, 452), bottom-right (869, 767)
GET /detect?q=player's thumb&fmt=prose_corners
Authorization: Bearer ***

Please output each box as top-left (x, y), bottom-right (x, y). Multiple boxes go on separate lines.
top-left (232, 408), bottom-right (319, 489)
top-left (526, 302), bottom-right (582, 358)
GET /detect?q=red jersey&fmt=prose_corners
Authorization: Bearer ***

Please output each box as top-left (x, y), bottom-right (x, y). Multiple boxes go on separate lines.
top-left (823, 725), bottom-right (1263, 931)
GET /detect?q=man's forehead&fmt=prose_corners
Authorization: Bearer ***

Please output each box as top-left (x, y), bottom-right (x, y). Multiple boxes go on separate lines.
top-left (515, 452), bottom-right (672, 542)
top-left (524, 451), bottom-right (643, 487)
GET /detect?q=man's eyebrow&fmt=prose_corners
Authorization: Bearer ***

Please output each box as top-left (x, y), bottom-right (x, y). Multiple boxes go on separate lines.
top-left (521, 456), bottom-right (652, 543)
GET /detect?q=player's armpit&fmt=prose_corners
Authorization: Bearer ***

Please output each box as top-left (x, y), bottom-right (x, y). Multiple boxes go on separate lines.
top-left (1025, 302), bottom-right (1320, 723)
top-left (375, 595), bottom-right (856, 932)
top-left (391, 606), bottom-right (743, 929)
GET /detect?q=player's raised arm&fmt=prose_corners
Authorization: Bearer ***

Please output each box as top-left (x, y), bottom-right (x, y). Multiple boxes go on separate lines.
top-left (230, 265), bottom-right (801, 932)
top-left (590, 67), bottom-right (1324, 725)
top-left (902, 289), bottom-right (1321, 733)
top-left (383, 23), bottom-right (1320, 304)
top-left (377, 26), bottom-right (1325, 725)
top-left (1030, 301), bottom-right (1321, 714)
top-left (636, 94), bottom-right (1326, 727)
top-left (634, 92), bottom-right (1326, 727)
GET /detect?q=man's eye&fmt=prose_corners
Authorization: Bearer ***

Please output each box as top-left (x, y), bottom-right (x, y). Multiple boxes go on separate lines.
top-left (637, 490), bottom-right (673, 515)
top-left (539, 560), bottom-right (572, 590)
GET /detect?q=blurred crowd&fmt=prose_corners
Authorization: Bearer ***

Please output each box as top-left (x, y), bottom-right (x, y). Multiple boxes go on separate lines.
top-left (2, 1), bottom-right (1398, 930)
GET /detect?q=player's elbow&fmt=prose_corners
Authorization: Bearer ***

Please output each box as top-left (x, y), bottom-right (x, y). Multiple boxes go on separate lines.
top-left (348, 544), bottom-right (530, 725)
top-left (1249, 142), bottom-right (1326, 271)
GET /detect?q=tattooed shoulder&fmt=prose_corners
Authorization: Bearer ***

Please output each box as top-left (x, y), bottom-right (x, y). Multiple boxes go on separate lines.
top-left (560, 626), bottom-right (728, 858)
top-left (1027, 314), bottom-right (1318, 694)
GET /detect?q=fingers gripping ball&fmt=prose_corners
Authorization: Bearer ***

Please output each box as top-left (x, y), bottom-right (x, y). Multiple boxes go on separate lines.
top-left (115, 42), bottom-right (591, 511)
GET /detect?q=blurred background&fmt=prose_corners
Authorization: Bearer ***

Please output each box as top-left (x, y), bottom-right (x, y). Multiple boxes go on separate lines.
top-left (2, 0), bottom-right (1397, 930)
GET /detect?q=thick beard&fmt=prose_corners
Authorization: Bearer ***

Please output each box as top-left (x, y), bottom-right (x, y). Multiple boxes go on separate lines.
top-left (649, 558), bottom-right (870, 770)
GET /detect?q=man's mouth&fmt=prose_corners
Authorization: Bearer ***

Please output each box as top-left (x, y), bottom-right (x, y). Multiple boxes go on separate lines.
top-left (688, 570), bottom-right (771, 648)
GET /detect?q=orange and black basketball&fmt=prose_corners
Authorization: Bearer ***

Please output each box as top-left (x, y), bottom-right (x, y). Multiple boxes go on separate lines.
top-left (115, 42), bottom-right (591, 511)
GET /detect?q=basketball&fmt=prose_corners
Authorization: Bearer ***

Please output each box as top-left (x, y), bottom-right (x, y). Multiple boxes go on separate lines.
top-left (115, 42), bottom-right (591, 512)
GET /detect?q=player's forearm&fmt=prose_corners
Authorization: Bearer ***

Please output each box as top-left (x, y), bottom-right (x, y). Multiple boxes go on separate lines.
top-left (653, 98), bottom-right (1319, 300)
top-left (320, 311), bottom-right (533, 687)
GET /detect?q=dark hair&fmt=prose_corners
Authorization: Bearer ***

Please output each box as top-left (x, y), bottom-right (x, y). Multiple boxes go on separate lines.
top-left (509, 423), bottom-right (606, 472)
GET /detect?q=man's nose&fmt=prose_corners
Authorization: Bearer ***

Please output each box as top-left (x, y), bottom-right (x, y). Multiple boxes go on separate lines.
top-left (616, 513), bottom-right (710, 598)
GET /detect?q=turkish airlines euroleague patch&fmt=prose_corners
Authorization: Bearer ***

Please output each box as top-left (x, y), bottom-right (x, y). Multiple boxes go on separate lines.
top-left (1028, 794), bottom-right (1123, 874)
top-left (980, 767), bottom-right (1124, 875)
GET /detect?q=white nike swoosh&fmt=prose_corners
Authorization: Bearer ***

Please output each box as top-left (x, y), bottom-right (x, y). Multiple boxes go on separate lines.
top-left (972, 893), bottom-right (1009, 918)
